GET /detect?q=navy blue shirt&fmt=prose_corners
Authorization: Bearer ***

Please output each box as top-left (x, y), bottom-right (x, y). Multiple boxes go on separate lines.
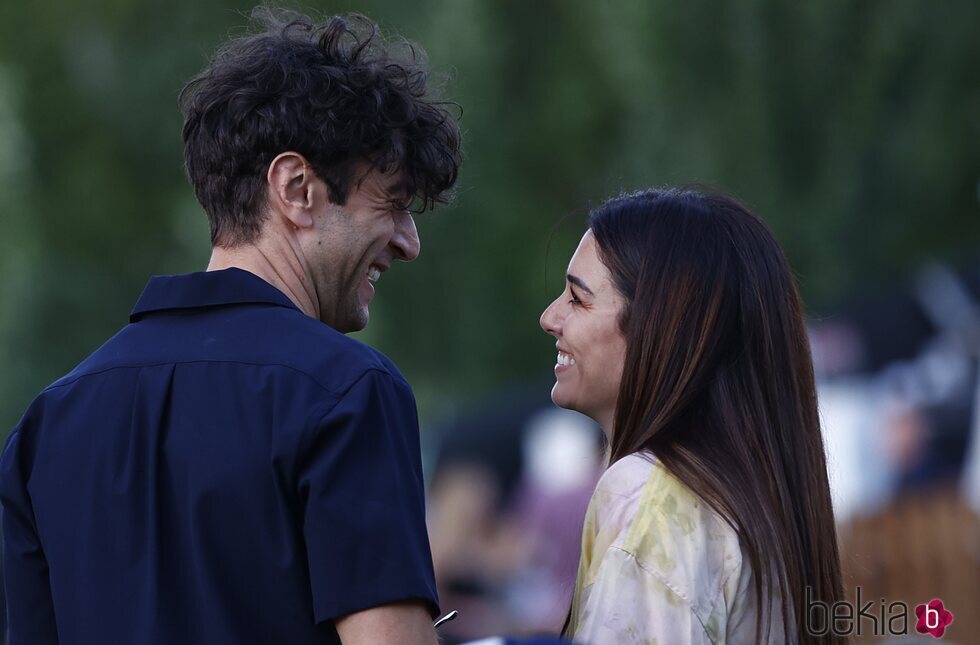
top-left (0, 268), bottom-right (438, 644)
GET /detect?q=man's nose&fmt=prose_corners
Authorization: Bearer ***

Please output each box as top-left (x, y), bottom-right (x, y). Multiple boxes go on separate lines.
top-left (391, 210), bottom-right (421, 261)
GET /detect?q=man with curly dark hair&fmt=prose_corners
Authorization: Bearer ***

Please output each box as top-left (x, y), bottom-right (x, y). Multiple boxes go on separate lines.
top-left (0, 9), bottom-right (461, 645)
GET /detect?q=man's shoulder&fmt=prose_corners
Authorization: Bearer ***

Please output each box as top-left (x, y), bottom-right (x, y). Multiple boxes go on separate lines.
top-left (48, 304), bottom-right (409, 401)
top-left (272, 309), bottom-right (408, 389)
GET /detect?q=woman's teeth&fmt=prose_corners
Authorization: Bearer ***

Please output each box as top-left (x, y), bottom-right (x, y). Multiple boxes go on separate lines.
top-left (367, 266), bottom-right (381, 282)
top-left (557, 351), bottom-right (575, 366)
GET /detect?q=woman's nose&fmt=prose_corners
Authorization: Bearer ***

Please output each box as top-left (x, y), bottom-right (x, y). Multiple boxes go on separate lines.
top-left (540, 297), bottom-right (561, 336)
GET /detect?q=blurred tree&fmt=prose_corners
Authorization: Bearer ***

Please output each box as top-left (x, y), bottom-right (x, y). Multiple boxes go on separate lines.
top-left (1, 0), bottom-right (978, 434)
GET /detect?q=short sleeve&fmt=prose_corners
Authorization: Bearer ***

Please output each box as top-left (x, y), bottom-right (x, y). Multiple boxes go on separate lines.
top-left (1, 426), bottom-right (59, 645)
top-left (297, 369), bottom-right (439, 623)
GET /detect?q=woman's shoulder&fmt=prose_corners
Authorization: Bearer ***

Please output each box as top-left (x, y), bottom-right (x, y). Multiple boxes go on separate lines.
top-left (595, 452), bottom-right (656, 501)
top-left (577, 452), bottom-right (752, 641)
top-left (621, 457), bottom-right (745, 628)
top-left (592, 453), bottom-right (739, 553)
top-left (587, 453), bottom-right (656, 536)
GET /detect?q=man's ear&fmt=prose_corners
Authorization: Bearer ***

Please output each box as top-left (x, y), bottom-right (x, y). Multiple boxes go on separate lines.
top-left (267, 152), bottom-right (317, 229)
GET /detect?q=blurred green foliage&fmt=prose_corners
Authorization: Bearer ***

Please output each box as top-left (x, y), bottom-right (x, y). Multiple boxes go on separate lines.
top-left (1, 0), bottom-right (978, 434)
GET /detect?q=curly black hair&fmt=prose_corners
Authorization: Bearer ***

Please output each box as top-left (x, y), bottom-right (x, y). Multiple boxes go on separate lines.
top-left (179, 9), bottom-right (462, 247)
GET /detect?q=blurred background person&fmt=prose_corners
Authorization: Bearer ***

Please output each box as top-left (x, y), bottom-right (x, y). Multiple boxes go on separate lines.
top-left (426, 386), bottom-right (602, 642)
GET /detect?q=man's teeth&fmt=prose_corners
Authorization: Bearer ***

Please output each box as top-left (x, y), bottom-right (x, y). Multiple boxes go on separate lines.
top-left (367, 266), bottom-right (381, 282)
top-left (557, 352), bottom-right (575, 366)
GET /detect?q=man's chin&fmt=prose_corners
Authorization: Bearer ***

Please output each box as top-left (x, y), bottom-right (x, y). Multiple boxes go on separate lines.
top-left (319, 306), bottom-right (369, 334)
top-left (344, 307), bottom-right (370, 334)
top-left (352, 311), bottom-right (369, 332)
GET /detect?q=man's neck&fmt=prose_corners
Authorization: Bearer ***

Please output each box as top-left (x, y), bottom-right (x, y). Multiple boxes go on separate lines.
top-left (207, 240), bottom-right (319, 320)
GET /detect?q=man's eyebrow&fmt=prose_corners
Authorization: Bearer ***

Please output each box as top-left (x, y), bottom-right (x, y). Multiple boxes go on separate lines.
top-left (567, 274), bottom-right (594, 296)
top-left (382, 176), bottom-right (411, 201)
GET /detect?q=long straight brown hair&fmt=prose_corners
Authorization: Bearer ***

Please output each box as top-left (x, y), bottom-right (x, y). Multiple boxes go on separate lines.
top-left (586, 188), bottom-right (843, 644)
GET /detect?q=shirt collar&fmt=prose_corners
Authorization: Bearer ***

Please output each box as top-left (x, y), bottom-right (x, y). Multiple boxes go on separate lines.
top-left (130, 268), bottom-right (300, 322)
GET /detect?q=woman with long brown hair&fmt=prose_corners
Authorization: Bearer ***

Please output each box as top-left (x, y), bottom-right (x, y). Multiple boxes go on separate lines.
top-left (540, 188), bottom-right (843, 644)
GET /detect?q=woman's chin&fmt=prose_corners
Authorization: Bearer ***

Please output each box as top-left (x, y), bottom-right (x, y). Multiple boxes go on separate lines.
top-left (550, 385), bottom-right (577, 412)
top-left (549, 384), bottom-right (564, 406)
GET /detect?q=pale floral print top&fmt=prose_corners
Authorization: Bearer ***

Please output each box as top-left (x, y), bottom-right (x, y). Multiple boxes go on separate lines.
top-left (568, 453), bottom-right (786, 644)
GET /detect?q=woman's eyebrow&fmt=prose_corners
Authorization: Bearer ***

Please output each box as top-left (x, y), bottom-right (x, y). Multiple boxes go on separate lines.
top-left (567, 274), bottom-right (594, 296)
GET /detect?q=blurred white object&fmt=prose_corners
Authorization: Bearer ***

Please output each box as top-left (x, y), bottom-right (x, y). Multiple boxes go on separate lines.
top-left (818, 378), bottom-right (897, 523)
top-left (964, 364), bottom-right (980, 513)
top-left (912, 262), bottom-right (980, 512)
top-left (523, 408), bottom-right (600, 494)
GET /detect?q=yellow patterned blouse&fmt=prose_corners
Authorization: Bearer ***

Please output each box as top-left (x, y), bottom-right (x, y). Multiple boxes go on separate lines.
top-left (568, 453), bottom-right (786, 644)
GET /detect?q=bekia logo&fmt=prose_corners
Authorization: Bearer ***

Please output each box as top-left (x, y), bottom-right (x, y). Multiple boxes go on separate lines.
top-left (915, 598), bottom-right (954, 639)
top-left (806, 587), bottom-right (954, 639)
